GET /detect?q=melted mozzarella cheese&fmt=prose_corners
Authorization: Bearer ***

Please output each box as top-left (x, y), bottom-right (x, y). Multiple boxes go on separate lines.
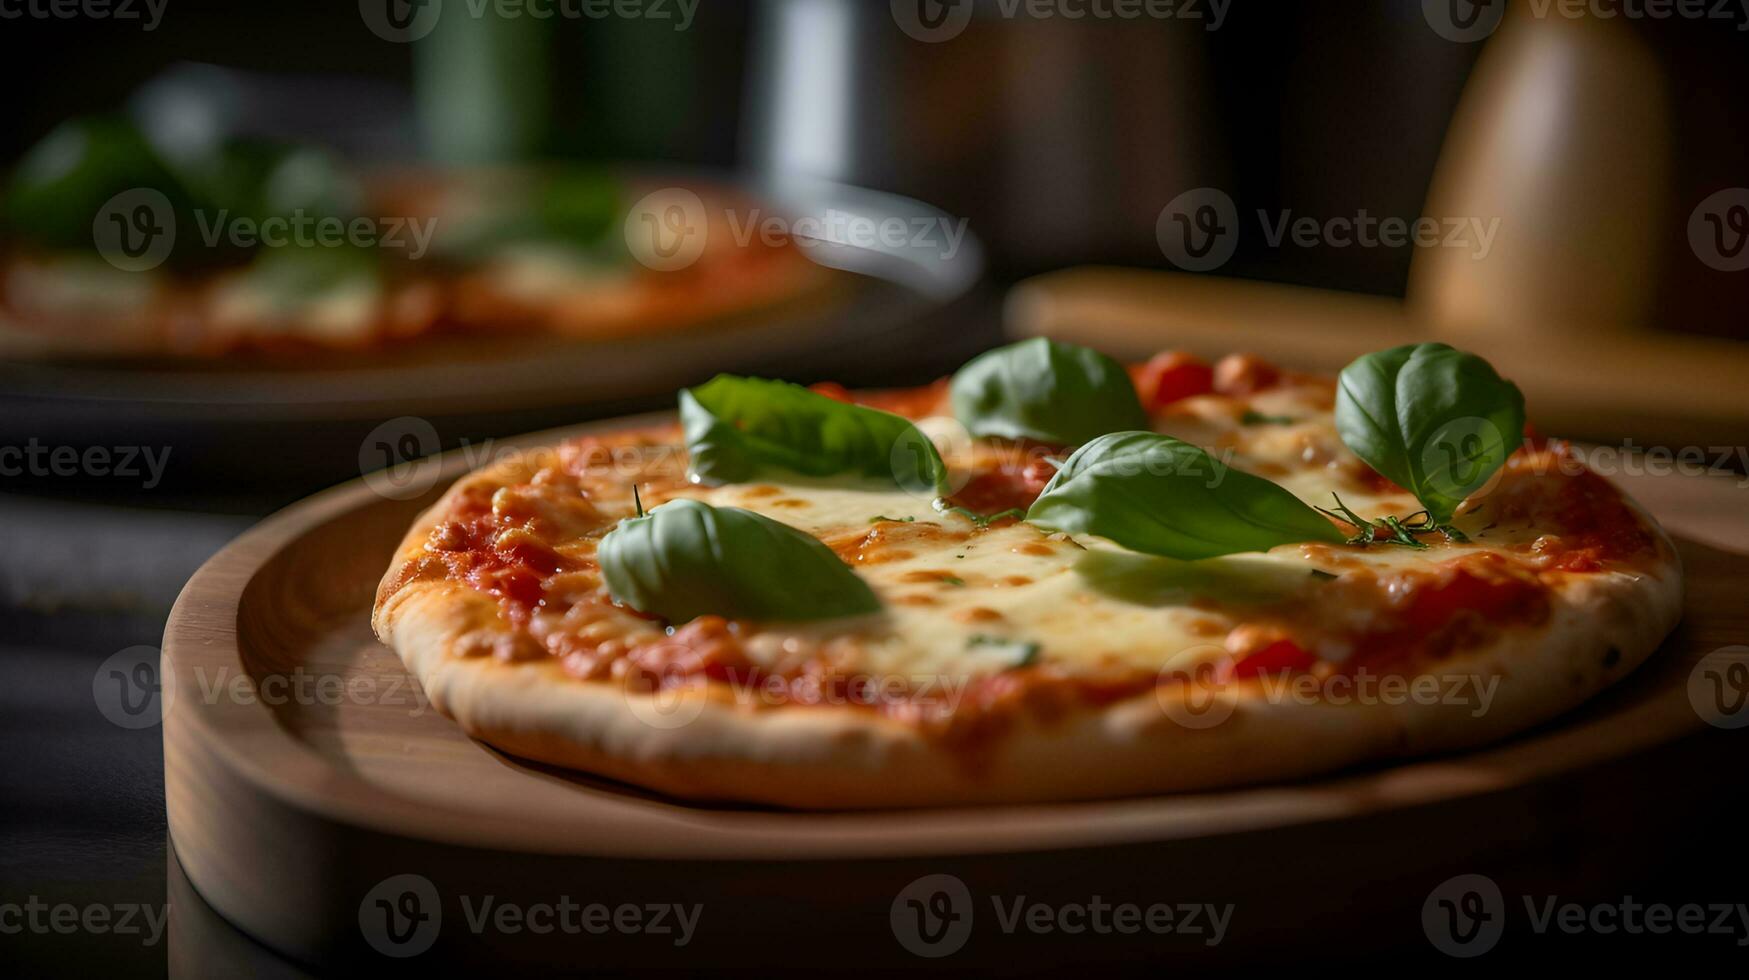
top-left (550, 380), bottom-right (1594, 685)
top-left (661, 482), bottom-right (1284, 682)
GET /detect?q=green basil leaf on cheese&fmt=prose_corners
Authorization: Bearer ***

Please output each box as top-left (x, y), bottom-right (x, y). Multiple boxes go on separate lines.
top-left (1026, 431), bottom-right (1346, 559)
top-left (681, 375), bottom-right (947, 494)
top-left (1335, 343), bottom-right (1525, 524)
top-left (950, 337), bottom-right (1147, 445)
top-left (599, 499), bottom-right (880, 623)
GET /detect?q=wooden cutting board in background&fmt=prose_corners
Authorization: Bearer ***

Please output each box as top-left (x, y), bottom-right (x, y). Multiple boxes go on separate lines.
top-left (1007, 266), bottom-right (1749, 449)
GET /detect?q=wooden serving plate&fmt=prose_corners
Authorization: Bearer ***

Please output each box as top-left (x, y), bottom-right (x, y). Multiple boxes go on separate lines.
top-left (163, 419), bottom-right (1749, 971)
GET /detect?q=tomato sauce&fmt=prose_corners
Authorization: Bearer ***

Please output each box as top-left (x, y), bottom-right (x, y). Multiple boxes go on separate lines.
top-left (945, 448), bottom-right (1059, 514)
top-left (416, 508), bottom-right (580, 626)
top-left (1342, 556), bottom-right (1549, 672)
top-left (1133, 351), bottom-right (1214, 408)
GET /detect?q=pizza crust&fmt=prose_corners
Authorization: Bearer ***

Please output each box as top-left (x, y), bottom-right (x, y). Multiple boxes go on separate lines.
top-left (375, 470), bottom-right (1683, 808)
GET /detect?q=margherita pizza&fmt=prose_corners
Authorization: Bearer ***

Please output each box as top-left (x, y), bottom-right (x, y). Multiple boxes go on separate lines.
top-left (0, 118), bottom-right (825, 358)
top-left (373, 339), bottom-right (1682, 808)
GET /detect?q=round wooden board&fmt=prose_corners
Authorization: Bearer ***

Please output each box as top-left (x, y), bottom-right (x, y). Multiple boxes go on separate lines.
top-left (163, 419), bottom-right (1749, 970)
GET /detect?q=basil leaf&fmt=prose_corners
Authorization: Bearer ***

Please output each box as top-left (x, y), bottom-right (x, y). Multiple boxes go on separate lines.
top-left (599, 499), bottom-right (880, 623)
top-left (431, 169), bottom-right (622, 263)
top-left (1026, 432), bottom-right (1346, 559)
top-left (950, 337), bottom-right (1147, 445)
top-left (1335, 343), bottom-right (1525, 524)
top-left (4, 117), bottom-right (194, 253)
top-left (681, 375), bottom-right (947, 495)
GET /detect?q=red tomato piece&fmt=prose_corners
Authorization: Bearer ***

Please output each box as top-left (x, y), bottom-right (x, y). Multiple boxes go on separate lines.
top-left (808, 381), bottom-right (854, 403)
top-left (1136, 352), bottom-right (1215, 408)
top-left (1230, 639), bottom-right (1317, 679)
top-left (1212, 353), bottom-right (1280, 396)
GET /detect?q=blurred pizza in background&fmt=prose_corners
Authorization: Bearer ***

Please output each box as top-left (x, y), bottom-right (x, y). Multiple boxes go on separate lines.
top-left (0, 117), bottom-right (829, 361)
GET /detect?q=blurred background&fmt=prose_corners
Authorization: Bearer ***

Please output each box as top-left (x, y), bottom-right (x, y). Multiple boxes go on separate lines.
top-left (6, 0), bottom-right (1749, 292)
top-left (1, 0), bottom-right (1745, 483)
top-left (3, 0), bottom-right (1749, 973)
